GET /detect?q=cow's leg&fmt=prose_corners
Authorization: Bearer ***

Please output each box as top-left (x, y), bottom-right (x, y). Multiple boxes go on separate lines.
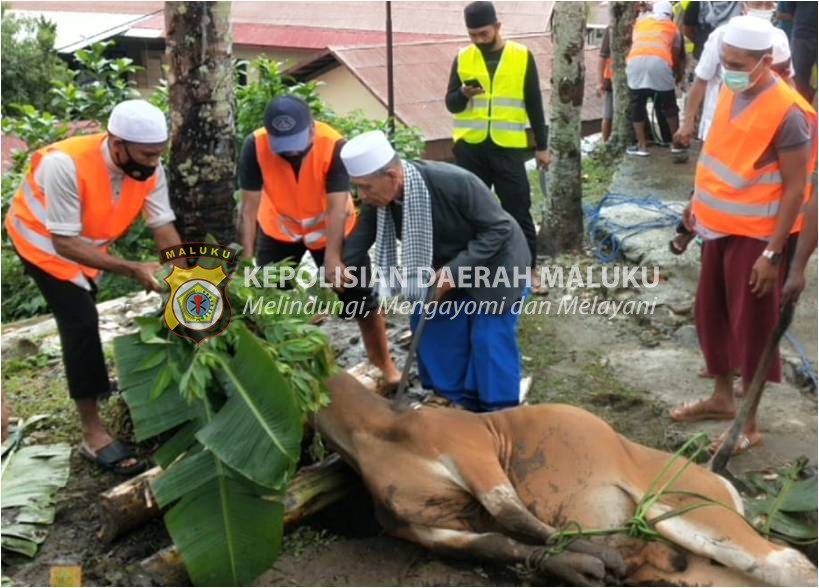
top-left (442, 455), bottom-right (627, 577)
top-left (395, 523), bottom-right (610, 587)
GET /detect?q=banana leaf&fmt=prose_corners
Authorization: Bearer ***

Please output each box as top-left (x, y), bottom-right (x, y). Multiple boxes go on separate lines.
top-left (113, 333), bottom-right (197, 441)
top-left (1, 438), bottom-right (71, 557)
top-left (151, 449), bottom-right (218, 509)
top-left (164, 474), bottom-right (284, 586)
top-left (196, 326), bottom-right (302, 489)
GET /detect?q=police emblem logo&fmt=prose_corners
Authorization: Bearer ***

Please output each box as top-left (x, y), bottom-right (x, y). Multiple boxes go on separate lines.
top-left (160, 243), bottom-right (236, 344)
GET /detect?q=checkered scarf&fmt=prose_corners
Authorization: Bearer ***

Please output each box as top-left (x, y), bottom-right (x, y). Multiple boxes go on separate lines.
top-left (374, 161), bottom-right (433, 302)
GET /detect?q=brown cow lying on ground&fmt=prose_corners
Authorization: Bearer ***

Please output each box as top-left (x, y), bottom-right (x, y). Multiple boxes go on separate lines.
top-left (316, 372), bottom-right (818, 586)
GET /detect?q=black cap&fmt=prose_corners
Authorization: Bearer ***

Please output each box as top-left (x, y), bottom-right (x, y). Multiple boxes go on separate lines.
top-left (464, 1), bottom-right (497, 28)
top-left (263, 95), bottom-right (313, 153)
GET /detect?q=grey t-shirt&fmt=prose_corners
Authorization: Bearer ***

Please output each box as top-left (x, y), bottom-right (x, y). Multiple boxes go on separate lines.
top-left (40, 139), bottom-right (175, 237)
top-left (626, 16), bottom-right (683, 92)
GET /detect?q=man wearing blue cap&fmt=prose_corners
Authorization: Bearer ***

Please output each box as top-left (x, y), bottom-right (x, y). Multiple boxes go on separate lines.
top-left (238, 95), bottom-right (401, 386)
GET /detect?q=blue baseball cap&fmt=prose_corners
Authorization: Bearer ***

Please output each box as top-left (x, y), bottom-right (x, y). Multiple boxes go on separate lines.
top-left (263, 95), bottom-right (313, 154)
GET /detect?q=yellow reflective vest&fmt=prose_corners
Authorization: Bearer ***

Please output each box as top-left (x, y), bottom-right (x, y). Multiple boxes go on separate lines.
top-left (453, 40), bottom-right (529, 148)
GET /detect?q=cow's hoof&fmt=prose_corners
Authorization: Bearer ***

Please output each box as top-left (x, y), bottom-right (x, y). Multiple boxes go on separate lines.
top-left (531, 549), bottom-right (606, 586)
top-left (567, 538), bottom-right (627, 579)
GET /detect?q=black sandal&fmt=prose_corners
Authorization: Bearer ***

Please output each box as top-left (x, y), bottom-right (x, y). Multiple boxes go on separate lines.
top-left (79, 440), bottom-right (147, 476)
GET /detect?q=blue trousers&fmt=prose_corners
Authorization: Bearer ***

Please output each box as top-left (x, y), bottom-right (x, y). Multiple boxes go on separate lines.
top-left (410, 292), bottom-right (522, 412)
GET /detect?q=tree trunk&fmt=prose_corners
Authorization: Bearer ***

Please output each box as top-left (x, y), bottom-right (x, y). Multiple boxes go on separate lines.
top-left (539, 2), bottom-right (586, 255)
top-left (165, 1), bottom-right (236, 244)
top-left (608, 1), bottom-right (637, 151)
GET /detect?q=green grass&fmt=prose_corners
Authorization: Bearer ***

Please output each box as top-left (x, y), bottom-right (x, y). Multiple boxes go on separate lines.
top-left (2, 345), bottom-right (126, 446)
top-left (529, 146), bottom-right (621, 227)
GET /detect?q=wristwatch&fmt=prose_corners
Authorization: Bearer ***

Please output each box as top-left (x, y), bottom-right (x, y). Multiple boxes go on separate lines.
top-left (761, 249), bottom-right (782, 265)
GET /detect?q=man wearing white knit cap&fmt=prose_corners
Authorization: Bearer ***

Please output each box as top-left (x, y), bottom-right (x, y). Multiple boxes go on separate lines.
top-left (676, 1), bottom-right (795, 146)
top-left (670, 16), bottom-right (817, 458)
top-left (340, 131), bottom-right (530, 412)
top-left (5, 99), bottom-right (182, 476)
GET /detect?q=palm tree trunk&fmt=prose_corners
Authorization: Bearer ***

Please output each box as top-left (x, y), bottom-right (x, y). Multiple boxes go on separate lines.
top-left (539, 1), bottom-right (586, 255)
top-left (165, 1), bottom-right (236, 244)
top-left (608, 1), bottom-right (637, 151)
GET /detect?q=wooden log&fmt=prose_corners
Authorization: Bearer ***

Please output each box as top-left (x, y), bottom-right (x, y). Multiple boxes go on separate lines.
top-left (97, 465), bottom-right (162, 543)
top-left (99, 455), bottom-right (358, 543)
top-left (140, 545), bottom-right (188, 587)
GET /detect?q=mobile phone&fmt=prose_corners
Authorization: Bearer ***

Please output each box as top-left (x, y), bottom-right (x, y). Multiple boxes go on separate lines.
top-left (463, 79), bottom-right (483, 89)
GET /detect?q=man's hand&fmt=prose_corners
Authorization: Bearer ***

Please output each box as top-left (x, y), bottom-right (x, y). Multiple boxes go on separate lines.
top-left (749, 256), bottom-right (779, 298)
top-left (535, 150), bottom-right (551, 169)
top-left (461, 85), bottom-right (485, 99)
top-left (324, 256), bottom-right (347, 292)
top-left (596, 82), bottom-right (606, 97)
top-left (130, 262), bottom-right (163, 292)
top-left (432, 269), bottom-right (455, 302)
top-left (782, 268), bottom-right (806, 305)
top-left (673, 123), bottom-right (695, 149)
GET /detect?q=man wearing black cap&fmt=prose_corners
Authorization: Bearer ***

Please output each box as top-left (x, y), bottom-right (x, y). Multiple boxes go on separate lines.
top-left (446, 0), bottom-right (549, 289)
top-left (238, 95), bottom-right (402, 386)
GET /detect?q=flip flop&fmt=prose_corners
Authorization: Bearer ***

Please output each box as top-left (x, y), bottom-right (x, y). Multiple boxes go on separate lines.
top-left (708, 431), bottom-right (763, 456)
top-left (670, 400), bottom-right (736, 423)
top-left (669, 232), bottom-right (696, 255)
top-left (78, 440), bottom-right (147, 476)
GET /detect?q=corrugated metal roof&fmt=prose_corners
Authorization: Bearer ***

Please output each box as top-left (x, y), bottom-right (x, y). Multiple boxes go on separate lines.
top-left (291, 36), bottom-right (603, 142)
top-left (7, 1), bottom-right (557, 37)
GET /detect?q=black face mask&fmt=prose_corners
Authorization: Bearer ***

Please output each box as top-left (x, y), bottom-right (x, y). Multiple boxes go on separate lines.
top-left (118, 144), bottom-right (157, 182)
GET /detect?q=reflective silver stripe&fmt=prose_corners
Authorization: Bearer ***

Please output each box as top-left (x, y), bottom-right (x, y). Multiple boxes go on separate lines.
top-left (301, 212), bottom-right (326, 230)
top-left (21, 182), bottom-right (47, 224)
top-left (699, 153), bottom-right (782, 189)
top-left (276, 219), bottom-right (303, 242)
top-left (471, 96), bottom-right (489, 103)
top-left (454, 120), bottom-right (489, 130)
top-left (493, 98), bottom-right (525, 109)
top-left (695, 190), bottom-right (779, 218)
top-left (21, 183), bottom-right (111, 248)
top-left (632, 41), bottom-right (670, 51)
top-left (491, 121), bottom-right (526, 132)
top-left (9, 216), bottom-right (92, 290)
top-left (304, 230), bottom-right (326, 245)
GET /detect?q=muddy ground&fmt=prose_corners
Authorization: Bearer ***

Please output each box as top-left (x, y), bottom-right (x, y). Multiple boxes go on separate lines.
top-left (2, 146), bottom-right (816, 586)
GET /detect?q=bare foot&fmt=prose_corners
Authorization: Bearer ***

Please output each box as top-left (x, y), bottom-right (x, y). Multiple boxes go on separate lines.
top-left (670, 398), bottom-right (736, 422)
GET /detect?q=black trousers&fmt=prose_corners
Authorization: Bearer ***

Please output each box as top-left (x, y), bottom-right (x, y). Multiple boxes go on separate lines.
top-left (256, 231), bottom-right (377, 319)
top-left (19, 256), bottom-right (110, 400)
top-left (453, 141), bottom-right (538, 268)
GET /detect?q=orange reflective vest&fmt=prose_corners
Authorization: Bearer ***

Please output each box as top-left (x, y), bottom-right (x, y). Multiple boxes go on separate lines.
top-left (692, 77), bottom-right (817, 239)
top-left (5, 133), bottom-right (157, 289)
top-left (254, 122), bottom-right (356, 251)
top-left (627, 17), bottom-right (678, 67)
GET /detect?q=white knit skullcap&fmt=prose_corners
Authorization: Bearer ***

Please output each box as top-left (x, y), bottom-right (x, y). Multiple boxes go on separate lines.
top-left (772, 26), bottom-right (791, 65)
top-left (107, 100), bottom-right (168, 143)
top-left (723, 15), bottom-right (774, 51)
top-left (652, 1), bottom-right (673, 19)
top-left (340, 130), bottom-right (397, 178)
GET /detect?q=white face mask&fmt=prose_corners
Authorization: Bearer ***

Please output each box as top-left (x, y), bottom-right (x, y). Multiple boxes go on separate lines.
top-left (746, 8), bottom-right (774, 21)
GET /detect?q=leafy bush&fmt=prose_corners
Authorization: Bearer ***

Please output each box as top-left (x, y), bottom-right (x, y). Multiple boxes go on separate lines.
top-left (0, 8), bottom-right (71, 115)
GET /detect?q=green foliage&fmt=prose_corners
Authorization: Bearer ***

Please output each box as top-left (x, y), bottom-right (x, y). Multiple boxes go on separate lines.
top-left (0, 8), bottom-right (71, 115)
top-left (234, 58), bottom-right (424, 160)
top-left (744, 457), bottom-right (818, 545)
top-left (49, 41), bottom-right (142, 122)
top-left (113, 263), bottom-right (334, 586)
